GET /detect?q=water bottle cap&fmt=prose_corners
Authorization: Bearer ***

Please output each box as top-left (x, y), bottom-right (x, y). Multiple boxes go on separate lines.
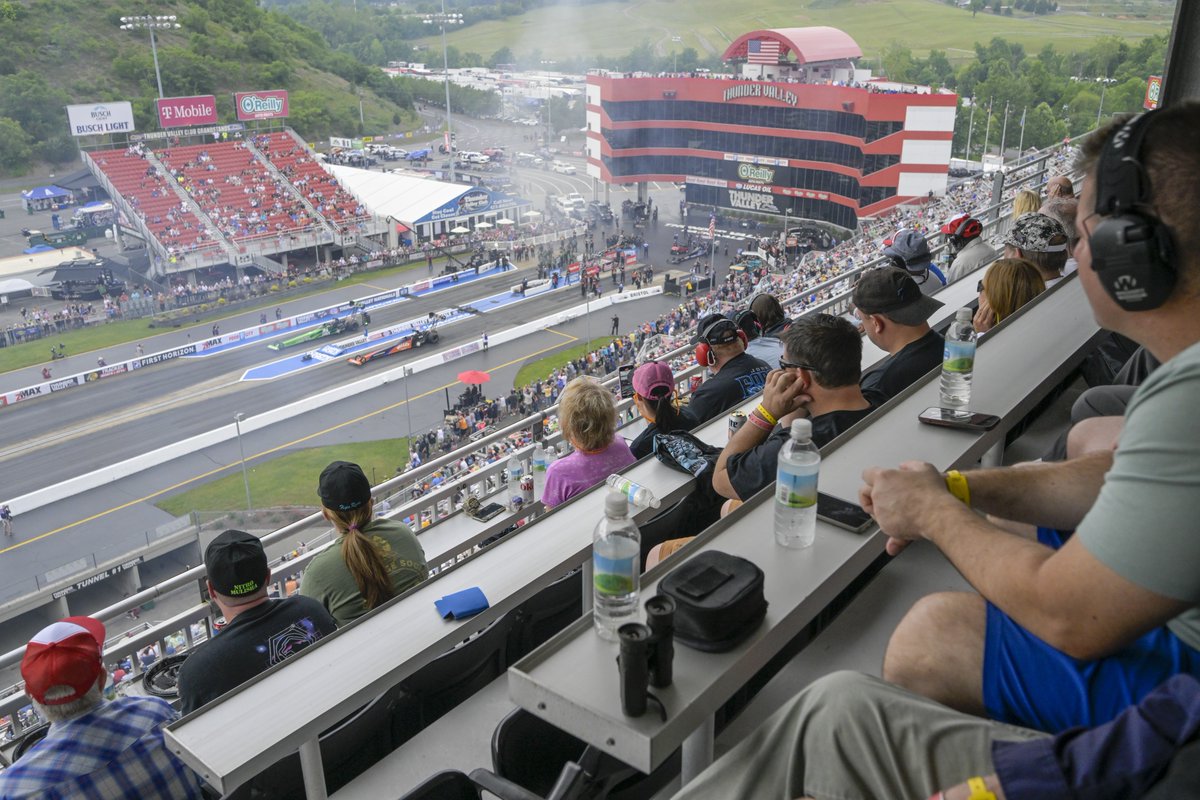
top-left (956, 307), bottom-right (973, 321)
top-left (789, 418), bottom-right (812, 440)
top-left (606, 490), bottom-right (629, 516)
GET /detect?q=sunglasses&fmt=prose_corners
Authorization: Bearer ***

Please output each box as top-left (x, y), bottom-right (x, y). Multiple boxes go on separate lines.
top-left (779, 358), bottom-right (820, 372)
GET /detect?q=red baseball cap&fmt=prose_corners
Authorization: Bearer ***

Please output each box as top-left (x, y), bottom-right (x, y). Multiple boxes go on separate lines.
top-left (21, 616), bottom-right (106, 705)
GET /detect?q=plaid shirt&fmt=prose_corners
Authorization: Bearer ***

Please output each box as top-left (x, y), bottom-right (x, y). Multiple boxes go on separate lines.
top-left (0, 696), bottom-right (204, 800)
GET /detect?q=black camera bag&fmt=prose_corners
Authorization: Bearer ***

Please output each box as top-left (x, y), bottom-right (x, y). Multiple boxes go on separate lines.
top-left (659, 550), bottom-right (767, 652)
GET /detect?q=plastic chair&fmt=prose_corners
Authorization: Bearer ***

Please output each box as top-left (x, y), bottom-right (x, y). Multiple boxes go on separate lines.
top-left (392, 614), bottom-right (513, 746)
top-left (507, 569), bottom-right (583, 662)
top-left (397, 770), bottom-right (482, 800)
top-left (220, 684), bottom-right (403, 799)
top-left (490, 707), bottom-right (680, 800)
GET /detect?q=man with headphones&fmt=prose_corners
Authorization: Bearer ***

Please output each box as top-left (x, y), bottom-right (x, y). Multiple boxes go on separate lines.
top-left (943, 212), bottom-right (999, 284)
top-left (685, 313), bottom-right (771, 424)
top-left (857, 103), bottom-right (1200, 735)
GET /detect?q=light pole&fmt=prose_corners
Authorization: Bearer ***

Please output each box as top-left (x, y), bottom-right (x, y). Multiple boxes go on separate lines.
top-left (234, 413), bottom-right (252, 511)
top-left (403, 366), bottom-right (413, 441)
top-left (422, 5), bottom-right (464, 182)
top-left (119, 15), bottom-right (180, 100)
top-left (671, 36), bottom-right (682, 73)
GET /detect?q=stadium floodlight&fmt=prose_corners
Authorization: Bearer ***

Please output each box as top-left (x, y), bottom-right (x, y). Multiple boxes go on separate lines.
top-left (421, 5), bottom-right (465, 182)
top-left (119, 15), bottom-right (181, 100)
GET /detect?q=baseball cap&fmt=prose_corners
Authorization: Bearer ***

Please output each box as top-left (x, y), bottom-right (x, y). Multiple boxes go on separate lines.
top-left (205, 529), bottom-right (269, 598)
top-left (1003, 213), bottom-right (1068, 253)
top-left (21, 616), bottom-right (106, 705)
top-left (941, 213), bottom-right (982, 240)
top-left (318, 460), bottom-right (372, 512)
top-left (852, 267), bottom-right (944, 326)
top-left (632, 361), bottom-right (674, 399)
top-left (882, 229), bottom-right (932, 271)
top-left (695, 314), bottom-right (739, 346)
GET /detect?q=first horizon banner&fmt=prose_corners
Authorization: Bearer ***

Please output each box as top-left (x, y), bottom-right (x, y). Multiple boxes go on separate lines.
top-left (157, 95), bottom-right (218, 128)
top-left (66, 102), bottom-right (135, 137)
top-left (234, 90), bottom-right (289, 121)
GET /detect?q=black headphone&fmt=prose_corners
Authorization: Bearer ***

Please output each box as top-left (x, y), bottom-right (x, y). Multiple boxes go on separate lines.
top-left (1090, 111), bottom-right (1177, 311)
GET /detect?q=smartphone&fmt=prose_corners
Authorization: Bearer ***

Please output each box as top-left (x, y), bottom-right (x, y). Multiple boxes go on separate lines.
top-left (918, 407), bottom-right (1001, 432)
top-left (470, 502), bottom-right (506, 521)
top-left (617, 363), bottom-right (636, 400)
top-left (817, 492), bottom-right (874, 534)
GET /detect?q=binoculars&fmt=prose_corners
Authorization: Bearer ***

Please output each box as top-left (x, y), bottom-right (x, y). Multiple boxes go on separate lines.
top-left (617, 594), bottom-right (675, 717)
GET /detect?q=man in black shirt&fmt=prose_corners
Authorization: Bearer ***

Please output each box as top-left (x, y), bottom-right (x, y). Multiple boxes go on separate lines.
top-left (687, 314), bottom-right (771, 424)
top-left (714, 315), bottom-right (876, 501)
top-left (178, 530), bottom-right (337, 715)
top-left (854, 267), bottom-right (945, 402)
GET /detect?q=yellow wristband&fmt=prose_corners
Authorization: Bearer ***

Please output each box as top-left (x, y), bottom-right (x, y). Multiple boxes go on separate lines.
top-left (945, 470), bottom-right (971, 507)
top-left (966, 777), bottom-right (995, 800)
top-left (755, 403), bottom-right (777, 426)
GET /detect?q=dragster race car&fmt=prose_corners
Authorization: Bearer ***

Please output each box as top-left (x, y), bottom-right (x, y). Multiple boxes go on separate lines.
top-left (346, 327), bottom-right (439, 366)
top-left (269, 312), bottom-right (362, 351)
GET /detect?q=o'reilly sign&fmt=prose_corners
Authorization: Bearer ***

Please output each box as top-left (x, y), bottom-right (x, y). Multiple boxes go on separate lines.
top-left (66, 102), bottom-right (136, 137)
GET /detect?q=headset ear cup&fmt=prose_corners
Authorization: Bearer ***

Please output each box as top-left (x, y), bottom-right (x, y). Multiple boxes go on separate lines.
top-left (695, 343), bottom-right (710, 369)
top-left (737, 330), bottom-right (749, 348)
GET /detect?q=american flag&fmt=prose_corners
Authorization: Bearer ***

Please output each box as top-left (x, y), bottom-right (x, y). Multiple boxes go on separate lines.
top-left (747, 39), bottom-right (781, 65)
top-left (708, 214), bottom-right (716, 240)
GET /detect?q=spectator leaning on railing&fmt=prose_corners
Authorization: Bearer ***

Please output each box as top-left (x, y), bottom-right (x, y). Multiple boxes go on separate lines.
top-left (862, 103), bottom-right (1200, 735)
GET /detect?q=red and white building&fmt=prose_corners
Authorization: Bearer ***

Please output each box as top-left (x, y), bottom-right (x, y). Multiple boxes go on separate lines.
top-left (585, 26), bottom-right (957, 230)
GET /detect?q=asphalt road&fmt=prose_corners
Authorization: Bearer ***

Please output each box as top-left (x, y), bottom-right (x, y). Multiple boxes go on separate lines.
top-left (0, 110), bottom-right (778, 646)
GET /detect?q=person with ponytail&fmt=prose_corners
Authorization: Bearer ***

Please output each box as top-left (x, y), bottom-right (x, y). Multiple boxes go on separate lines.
top-left (300, 461), bottom-right (427, 626)
top-left (627, 361), bottom-right (696, 459)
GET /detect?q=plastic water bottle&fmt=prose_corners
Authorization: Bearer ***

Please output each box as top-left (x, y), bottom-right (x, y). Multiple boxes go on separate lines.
top-left (506, 455), bottom-right (523, 511)
top-left (774, 419), bottom-right (820, 549)
top-left (940, 307), bottom-right (977, 410)
top-left (593, 491), bottom-right (641, 640)
top-left (530, 442), bottom-right (548, 499)
top-left (605, 474), bottom-right (661, 509)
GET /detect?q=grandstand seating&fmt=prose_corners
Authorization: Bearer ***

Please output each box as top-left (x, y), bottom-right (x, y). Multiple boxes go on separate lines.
top-left (255, 132), bottom-right (369, 228)
top-left (156, 142), bottom-right (319, 242)
top-left (86, 131), bottom-right (376, 261)
top-left (88, 148), bottom-right (222, 255)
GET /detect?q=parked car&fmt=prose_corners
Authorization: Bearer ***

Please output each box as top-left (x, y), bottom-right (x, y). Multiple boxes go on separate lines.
top-left (552, 160), bottom-right (576, 175)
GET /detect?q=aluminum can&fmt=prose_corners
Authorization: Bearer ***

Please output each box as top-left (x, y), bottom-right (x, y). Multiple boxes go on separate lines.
top-left (728, 412), bottom-right (747, 440)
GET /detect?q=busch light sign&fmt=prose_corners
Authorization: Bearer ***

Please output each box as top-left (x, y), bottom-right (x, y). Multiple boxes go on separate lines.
top-left (66, 102), bottom-right (136, 137)
top-left (235, 90), bottom-right (290, 121)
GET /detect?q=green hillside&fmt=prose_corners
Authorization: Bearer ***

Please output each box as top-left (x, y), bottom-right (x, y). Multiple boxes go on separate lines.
top-left (419, 0), bottom-right (1174, 65)
top-left (0, 0), bottom-right (420, 175)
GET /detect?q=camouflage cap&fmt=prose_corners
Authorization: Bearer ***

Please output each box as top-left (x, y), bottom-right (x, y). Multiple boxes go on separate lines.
top-left (1003, 213), bottom-right (1068, 253)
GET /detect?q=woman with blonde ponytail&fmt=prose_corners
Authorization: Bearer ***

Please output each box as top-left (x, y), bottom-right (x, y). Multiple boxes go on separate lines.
top-left (300, 461), bottom-right (427, 626)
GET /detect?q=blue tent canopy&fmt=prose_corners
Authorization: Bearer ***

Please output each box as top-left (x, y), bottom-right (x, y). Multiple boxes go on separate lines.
top-left (22, 185), bottom-right (71, 200)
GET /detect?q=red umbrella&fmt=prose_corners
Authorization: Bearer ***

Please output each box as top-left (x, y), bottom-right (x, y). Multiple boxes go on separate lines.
top-left (458, 370), bottom-right (491, 384)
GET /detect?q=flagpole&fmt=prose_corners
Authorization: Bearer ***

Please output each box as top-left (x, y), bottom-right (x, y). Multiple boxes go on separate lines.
top-left (708, 213), bottom-right (716, 280)
top-left (999, 101), bottom-right (1010, 161)
top-left (965, 98), bottom-right (976, 160)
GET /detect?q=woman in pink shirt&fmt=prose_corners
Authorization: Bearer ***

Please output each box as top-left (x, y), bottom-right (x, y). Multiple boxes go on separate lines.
top-left (542, 378), bottom-right (636, 508)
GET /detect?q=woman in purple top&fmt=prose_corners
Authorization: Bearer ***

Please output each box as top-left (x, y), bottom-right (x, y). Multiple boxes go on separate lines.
top-left (542, 377), bottom-right (636, 508)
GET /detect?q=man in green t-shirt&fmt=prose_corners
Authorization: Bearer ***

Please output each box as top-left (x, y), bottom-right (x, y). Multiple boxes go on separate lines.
top-left (860, 103), bottom-right (1200, 734)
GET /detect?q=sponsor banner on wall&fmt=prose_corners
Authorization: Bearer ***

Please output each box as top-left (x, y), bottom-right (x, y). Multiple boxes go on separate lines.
top-left (83, 364), bottom-right (129, 382)
top-left (1144, 75), bottom-right (1163, 110)
top-left (235, 90), bottom-right (290, 121)
top-left (157, 95), bottom-right (218, 128)
top-left (131, 123), bottom-right (243, 142)
top-left (66, 102), bottom-right (136, 137)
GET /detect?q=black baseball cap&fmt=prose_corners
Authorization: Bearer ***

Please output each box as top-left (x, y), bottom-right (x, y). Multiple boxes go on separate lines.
top-left (852, 267), bottom-right (943, 326)
top-left (205, 529), bottom-right (268, 598)
top-left (318, 460), bottom-right (372, 512)
top-left (695, 314), bottom-right (739, 346)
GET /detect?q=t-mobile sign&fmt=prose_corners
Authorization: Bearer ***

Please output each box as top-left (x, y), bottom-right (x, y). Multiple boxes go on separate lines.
top-left (157, 95), bottom-right (219, 128)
